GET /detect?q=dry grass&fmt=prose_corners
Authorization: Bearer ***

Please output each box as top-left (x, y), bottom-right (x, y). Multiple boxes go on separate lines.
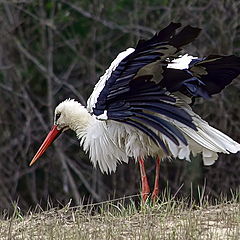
top-left (0, 195), bottom-right (240, 240)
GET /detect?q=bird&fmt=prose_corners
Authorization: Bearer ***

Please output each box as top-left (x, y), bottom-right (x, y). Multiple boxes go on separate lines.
top-left (30, 22), bottom-right (240, 203)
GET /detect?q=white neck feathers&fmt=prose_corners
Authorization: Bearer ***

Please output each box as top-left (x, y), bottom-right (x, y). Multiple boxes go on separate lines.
top-left (56, 99), bottom-right (93, 135)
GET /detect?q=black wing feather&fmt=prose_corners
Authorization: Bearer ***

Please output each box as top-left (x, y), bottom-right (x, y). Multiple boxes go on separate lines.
top-left (161, 55), bottom-right (240, 99)
top-left (91, 23), bottom-right (202, 149)
top-left (192, 55), bottom-right (240, 96)
top-left (133, 112), bottom-right (187, 145)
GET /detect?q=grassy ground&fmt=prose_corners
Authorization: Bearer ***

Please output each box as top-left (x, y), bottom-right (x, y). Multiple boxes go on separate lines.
top-left (0, 196), bottom-right (240, 240)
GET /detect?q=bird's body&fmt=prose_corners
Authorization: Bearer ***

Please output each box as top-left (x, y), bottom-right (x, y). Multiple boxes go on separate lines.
top-left (55, 92), bottom-right (240, 174)
top-left (31, 22), bottom-right (240, 202)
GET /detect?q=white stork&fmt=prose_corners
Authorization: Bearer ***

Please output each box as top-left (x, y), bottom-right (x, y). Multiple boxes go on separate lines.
top-left (30, 23), bottom-right (240, 202)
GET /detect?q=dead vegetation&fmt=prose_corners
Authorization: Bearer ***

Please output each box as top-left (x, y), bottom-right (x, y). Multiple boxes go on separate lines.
top-left (1, 197), bottom-right (240, 240)
top-left (0, 0), bottom-right (240, 214)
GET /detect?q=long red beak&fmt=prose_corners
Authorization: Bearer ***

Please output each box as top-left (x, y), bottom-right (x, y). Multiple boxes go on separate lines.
top-left (30, 125), bottom-right (62, 166)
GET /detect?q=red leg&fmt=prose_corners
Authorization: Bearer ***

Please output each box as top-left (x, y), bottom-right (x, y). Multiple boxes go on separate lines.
top-left (139, 158), bottom-right (150, 203)
top-left (152, 156), bottom-right (161, 202)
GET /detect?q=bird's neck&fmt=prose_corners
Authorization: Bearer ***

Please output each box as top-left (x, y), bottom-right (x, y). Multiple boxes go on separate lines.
top-left (68, 106), bottom-right (94, 139)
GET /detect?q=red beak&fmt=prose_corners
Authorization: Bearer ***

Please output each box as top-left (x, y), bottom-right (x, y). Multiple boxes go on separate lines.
top-left (30, 125), bottom-right (62, 166)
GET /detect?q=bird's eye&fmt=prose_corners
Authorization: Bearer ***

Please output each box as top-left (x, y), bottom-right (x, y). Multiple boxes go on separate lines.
top-left (55, 112), bottom-right (61, 121)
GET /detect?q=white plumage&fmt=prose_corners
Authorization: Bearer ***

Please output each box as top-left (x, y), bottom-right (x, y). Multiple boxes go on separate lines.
top-left (167, 54), bottom-right (198, 70)
top-left (31, 22), bottom-right (240, 201)
top-left (87, 48), bottom-right (135, 115)
top-left (54, 92), bottom-right (240, 173)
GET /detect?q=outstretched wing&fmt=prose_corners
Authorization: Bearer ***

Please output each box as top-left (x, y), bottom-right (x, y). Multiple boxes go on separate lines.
top-left (163, 54), bottom-right (240, 99)
top-left (87, 22), bottom-right (202, 152)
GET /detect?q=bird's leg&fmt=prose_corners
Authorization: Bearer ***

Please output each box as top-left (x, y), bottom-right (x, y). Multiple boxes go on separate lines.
top-left (151, 156), bottom-right (161, 202)
top-left (138, 158), bottom-right (150, 203)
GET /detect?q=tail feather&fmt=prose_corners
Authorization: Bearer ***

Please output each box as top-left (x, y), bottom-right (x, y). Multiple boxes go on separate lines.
top-left (203, 124), bottom-right (240, 153)
top-left (173, 113), bottom-right (240, 165)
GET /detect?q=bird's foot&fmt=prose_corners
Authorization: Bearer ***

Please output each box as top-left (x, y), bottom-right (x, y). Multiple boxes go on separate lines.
top-left (151, 188), bottom-right (159, 203)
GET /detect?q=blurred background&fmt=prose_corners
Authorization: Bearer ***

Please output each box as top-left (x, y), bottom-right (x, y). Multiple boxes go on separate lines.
top-left (0, 0), bottom-right (240, 214)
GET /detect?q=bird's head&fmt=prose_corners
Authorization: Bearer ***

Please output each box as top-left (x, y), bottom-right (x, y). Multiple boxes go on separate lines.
top-left (30, 99), bottom-right (87, 166)
top-left (54, 99), bottom-right (86, 131)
